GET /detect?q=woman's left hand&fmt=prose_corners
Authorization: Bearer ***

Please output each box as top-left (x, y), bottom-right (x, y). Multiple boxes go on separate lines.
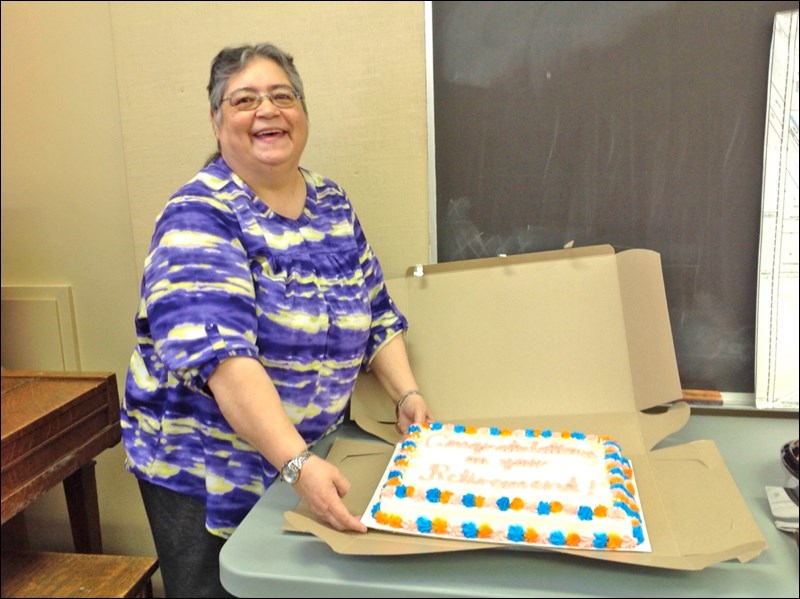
top-left (395, 392), bottom-right (432, 434)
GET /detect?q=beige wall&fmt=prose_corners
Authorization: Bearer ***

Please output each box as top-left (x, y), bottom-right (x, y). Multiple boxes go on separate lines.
top-left (1, 1), bottom-right (429, 596)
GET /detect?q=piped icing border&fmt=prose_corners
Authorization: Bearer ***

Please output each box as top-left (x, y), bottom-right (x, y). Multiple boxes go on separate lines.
top-left (368, 422), bottom-right (645, 550)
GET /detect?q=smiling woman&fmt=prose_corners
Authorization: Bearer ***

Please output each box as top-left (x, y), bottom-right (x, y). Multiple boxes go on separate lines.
top-left (209, 52), bottom-right (309, 215)
top-left (120, 42), bottom-right (432, 598)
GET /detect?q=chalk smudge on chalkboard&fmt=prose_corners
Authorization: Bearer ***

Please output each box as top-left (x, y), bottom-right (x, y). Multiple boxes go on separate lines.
top-left (441, 197), bottom-right (568, 260)
top-left (439, 2), bottom-right (667, 88)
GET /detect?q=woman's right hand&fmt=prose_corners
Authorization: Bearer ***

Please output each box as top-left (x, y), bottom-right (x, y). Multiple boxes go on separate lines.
top-left (292, 455), bottom-right (368, 532)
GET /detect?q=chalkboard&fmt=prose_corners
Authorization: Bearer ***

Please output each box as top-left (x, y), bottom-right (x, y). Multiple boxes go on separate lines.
top-left (433, 1), bottom-right (797, 393)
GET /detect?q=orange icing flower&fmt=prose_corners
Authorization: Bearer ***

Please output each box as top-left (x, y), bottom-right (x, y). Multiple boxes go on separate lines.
top-left (474, 495), bottom-right (485, 507)
top-left (606, 533), bottom-right (623, 549)
top-left (524, 528), bottom-right (539, 543)
top-left (405, 485), bottom-right (416, 498)
top-left (477, 524), bottom-right (494, 538)
top-left (550, 501), bottom-right (563, 513)
top-left (500, 428), bottom-right (513, 436)
top-left (561, 430), bottom-right (571, 439)
top-left (432, 518), bottom-right (448, 534)
top-left (388, 514), bottom-right (403, 528)
top-left (465, 425), bottom-right (478, 434)
top-left (626, 482), bottom-right (636, 495)
top-left (440, 490), bottom-right (453, 504)
top-left (565, 532), bottom-right (581, 546)
top-left (374, 510), bottom-right (390, 525)
top-left (394, 458), bottom-right (408, 467)
top-left (386, 477), bottom-right (401, 486)
top-left (510, 497), bottom-right (525, 510)
top-left (593, 505), bottom-right (608, 518)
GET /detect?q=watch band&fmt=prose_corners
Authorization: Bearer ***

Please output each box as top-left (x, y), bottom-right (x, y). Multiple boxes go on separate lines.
top-left (280, 449), bottom-right (312, 484)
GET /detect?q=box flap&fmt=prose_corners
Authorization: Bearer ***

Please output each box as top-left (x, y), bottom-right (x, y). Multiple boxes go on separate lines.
top-left (616, 249), bottom-right (684, 412)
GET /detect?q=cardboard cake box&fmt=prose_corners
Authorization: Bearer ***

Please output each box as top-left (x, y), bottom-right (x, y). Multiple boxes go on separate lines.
top-left (284, 245), bottom-right (767, 570)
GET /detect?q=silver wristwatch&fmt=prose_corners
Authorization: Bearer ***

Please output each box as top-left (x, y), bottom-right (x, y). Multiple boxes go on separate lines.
top-left (279, 450), bottom-right (312, 485)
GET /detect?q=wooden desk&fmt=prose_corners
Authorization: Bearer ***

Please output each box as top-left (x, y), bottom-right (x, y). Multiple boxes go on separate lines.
top-left (1, 551), bottom-right (159, 598)
top-left (1, 370), bottom-right (121, 553)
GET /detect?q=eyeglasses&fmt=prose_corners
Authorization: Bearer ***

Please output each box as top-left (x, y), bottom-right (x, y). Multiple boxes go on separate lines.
top-left (222, 86), bottom-right (303, 111)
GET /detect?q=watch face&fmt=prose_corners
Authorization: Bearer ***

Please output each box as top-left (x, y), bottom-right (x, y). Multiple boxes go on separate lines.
top-left (281, 450), bottom-right (310, 485)
top-left (282, 465), bottom-right (300, 485)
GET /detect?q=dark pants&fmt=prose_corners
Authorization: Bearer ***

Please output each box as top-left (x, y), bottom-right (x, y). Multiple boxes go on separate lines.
top-left (138, 479), bottom-right (235, 598)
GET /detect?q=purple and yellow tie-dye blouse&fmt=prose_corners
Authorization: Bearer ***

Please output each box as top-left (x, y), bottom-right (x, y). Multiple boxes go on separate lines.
top-left (121, 157), bottom-right (407, 538)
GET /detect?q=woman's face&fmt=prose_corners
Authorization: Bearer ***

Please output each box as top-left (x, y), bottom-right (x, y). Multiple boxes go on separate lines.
top-left (212, 56), bottom-right (308, 180)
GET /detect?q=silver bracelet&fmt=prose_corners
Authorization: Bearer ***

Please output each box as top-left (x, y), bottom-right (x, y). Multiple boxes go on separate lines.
top-left (395, 389), bottom-right (421, 419)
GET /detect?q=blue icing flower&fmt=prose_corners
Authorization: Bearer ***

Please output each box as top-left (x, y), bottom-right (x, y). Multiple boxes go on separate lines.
top-left (593, 533), bottom-right (608, 548)
top-left (489, 427), bottom-right (501, 436)
top-left (371, 502), bottom-right (381, 516)
top-left (614, 501), bottom-right (640, 519)
top-left (496, 497), bottom-right (510, 511)
top-left (571, 431), bottom-right (586, 440)
top-left (454, 424), bottom-right (466, 433)
top-left (610, 482), bottom-right (634, 499)
top-left (408, 424), bottom-right (421, 433)
top-left (541, 429), bottom-right (552, 438)
top-left (462, 493), bottom-right (476, 508)
top-left (524, 429), bottom-right (534, 438)
top-left (401, 440), bottom-right (416, 450)
top-left (633, 525), bottom-right (644, 544)
top-left (608, 467), bottom-right (626, 478)
top-left (396, 486), bottom-right (407, 498)
top-left (416, 517), bottom-right (432, 533)
top-left (549, 531), bottom-right (566, 546)
top-left (508, 525), bottom-right (525, 542)
top-left (462, 522), bottom-right (478, 538)
top-left (606, 452), bottom-right (630, 467)
top-left (430, 422), bottom-right (443, 431)
top-left (387, 469), bottom-right (403, 479)
top-left (537, 501), bottom-right (551, 515)
top-left (577, 505), bottom-right (594, 521)
top-left (426, 488), bottom-right (441, 503)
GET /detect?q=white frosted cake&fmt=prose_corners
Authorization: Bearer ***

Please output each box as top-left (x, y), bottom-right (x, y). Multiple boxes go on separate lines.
top-left (363, 422), bottom-right (648, 551)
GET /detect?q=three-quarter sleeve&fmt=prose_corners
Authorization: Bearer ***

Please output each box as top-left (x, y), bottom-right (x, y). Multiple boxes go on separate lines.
top-left (141, 195), bottom-right (260, 391)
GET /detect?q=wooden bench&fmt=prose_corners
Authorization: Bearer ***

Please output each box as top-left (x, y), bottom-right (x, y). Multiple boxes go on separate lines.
top-left (0, 551), bottom-right (159, 598)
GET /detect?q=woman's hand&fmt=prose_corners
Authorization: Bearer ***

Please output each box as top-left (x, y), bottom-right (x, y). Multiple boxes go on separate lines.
top-left (209, 358), bottom-right (367, 532)
top-left (292, 455), bottom-right (367, 532)
top-left (396, 392), bottom-right (432, 434)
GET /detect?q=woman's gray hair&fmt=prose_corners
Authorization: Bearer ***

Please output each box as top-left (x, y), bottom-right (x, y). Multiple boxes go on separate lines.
top-left (207, 42), bottom-right (308, 126)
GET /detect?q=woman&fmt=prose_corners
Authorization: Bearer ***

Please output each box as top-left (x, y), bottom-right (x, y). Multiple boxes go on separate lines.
top-left (121, 42), bottom-right (431, 598)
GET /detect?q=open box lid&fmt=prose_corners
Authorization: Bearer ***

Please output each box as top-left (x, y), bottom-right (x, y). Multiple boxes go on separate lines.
top-left (352, 244), bottom-right (686, 452)
top-left (286, 245), bottom-right (767, 569)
